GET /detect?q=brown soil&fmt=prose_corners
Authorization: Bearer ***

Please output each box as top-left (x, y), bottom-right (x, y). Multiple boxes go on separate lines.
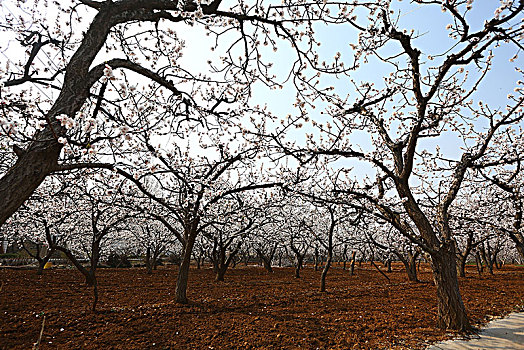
top-left (1, 264), bottom-right (523, 349)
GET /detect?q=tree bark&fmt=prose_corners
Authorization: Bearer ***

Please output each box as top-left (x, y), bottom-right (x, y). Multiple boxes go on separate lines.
top-left (261, 256), bottom-right (273, 273)
top-left (349, 251), bottom-right (356, 276)
top-left (314, 247), bottom-right (319, 271)
top-left (175, 233), bottom-right (196, 304)
top-left (385, 258), bottom-right (392, 273)
top-left (319, 255), bottom-right (332, 292)
top-left (457, 253), bottom-right (467, 278)
top-left (475, 251), bottom-right (483, 275)
top-left (145, 247), bottom-right (152, 274)
top-left (513, 238), bottom-right (524, 261)
top-left (0, 7), bottom-right (117, 227)
top-left (294, 255), bottom-right (303, 279)
top-left (215, 266), bottom-right (227, 282)
top-left (398, 251), bottom-right (419, 282)
top-left (430, 246), bottom-right (470, 331)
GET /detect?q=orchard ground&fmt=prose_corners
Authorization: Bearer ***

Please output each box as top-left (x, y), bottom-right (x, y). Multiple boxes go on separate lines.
top-left (1, 263), bottom-right (523, 349)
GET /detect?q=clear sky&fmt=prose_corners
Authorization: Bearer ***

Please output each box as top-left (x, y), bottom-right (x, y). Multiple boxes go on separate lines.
top-left (243, 0), bottom-right (523, 181)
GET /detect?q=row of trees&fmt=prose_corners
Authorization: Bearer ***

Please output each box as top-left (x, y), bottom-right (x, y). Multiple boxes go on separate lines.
top-left (4, 166), bottom-right (524, 309)
top-left (0, 0), bottom-right (523, 331)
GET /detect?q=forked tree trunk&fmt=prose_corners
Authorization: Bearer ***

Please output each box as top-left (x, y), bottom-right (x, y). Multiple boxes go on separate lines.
top-left (430, 247), bottom-right (470, 331)
top-left (385, 258), bottom-right (392, 273)
top-left (494, 259), bottom-right (501, 269)
top-left (214, 249), bottom-right (237, 282)
top-left (479, 244), bottom-right (494, 275)
top-left (35, 249), bottom-right (54, 276)
top-left (36, 252), bottom-right (54, 276)
top-left (175, 233), bottom-right (197, 304)
top-left (399, 252), bottom-right (419, 282)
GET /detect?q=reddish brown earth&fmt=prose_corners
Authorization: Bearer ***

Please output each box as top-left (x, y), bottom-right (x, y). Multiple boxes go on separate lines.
top-left (1, 263), bottom-right (523, 349)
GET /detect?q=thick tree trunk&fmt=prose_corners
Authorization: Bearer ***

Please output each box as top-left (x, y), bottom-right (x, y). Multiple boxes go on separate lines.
top-left (430, 247), bottom-right (470, 331)
top-left (405, 262), bottom-right (418, 282)
top-left (37, 261), bottom-right (45, 276)
top-left (215, 266), bottom-right (227, 282)
top-left (0, 140), bottom-right (62, 227)
top-left (262, 257), bottom-right (273, 273)
top-left (514, 239), bottom-right (524, 261)
top-left (0, 8), bottom-right (116, 227)
top-left (401, 254), bottom-right (419, 282)
top-left (175, 233), bottom-right (196, 304)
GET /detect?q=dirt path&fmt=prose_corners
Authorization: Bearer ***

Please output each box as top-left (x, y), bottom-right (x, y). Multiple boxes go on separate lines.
top-left (428, 312), bottom-right (524, 349)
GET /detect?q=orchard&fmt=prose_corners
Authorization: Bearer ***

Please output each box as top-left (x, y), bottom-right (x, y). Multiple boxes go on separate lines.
top-left (0, 0), bottom-right (523, 348)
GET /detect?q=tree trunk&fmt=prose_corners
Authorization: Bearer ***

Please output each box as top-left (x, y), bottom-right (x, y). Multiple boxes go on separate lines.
top-left (0, 139), bottom-right (63, 227)
top-left (314, 248), bottom-right (319, 271)
top-left (153, 253), bottom-right (159, 270)
top-left (215, 266), bottom-right (227, 282)
top-left (262, 257), bottom-right (273, 273)
top-left (92, 279), bottom-right (99, 312)
top-left (430, 247), bottom-right (470, 331)
top-left (36, 253), bottom-right (53, 276)
top-left (319, 255), bottom-right (332, 292)
top-left (386, 258), bottom-right (392, 273)
top-left (457, 254), bottom-right (466, 278)
top-left (37, 261), bottom-right (45, 276)
top-left (145, 247), bottom-right (152, 274)
top-left (400, 253), bottom-right (419, 282)
top-left (405, 261), bottom-right (418, 282)
top-left (349, 251), bottom-right (356, 276)
top-left (513, 239), bottom-right (524, 261)
top-left (175, 233), bottom-right (196, 304)
top-left (0, 8), bottom-right (120, 228)
top-left (475, 251), bottom-right (483, 275)
top-left (294, 255), bottom-right (303, 279)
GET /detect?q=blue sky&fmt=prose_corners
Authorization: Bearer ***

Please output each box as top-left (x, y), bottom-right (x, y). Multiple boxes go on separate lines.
top-left (244, 0), bottom-right (522, 181)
